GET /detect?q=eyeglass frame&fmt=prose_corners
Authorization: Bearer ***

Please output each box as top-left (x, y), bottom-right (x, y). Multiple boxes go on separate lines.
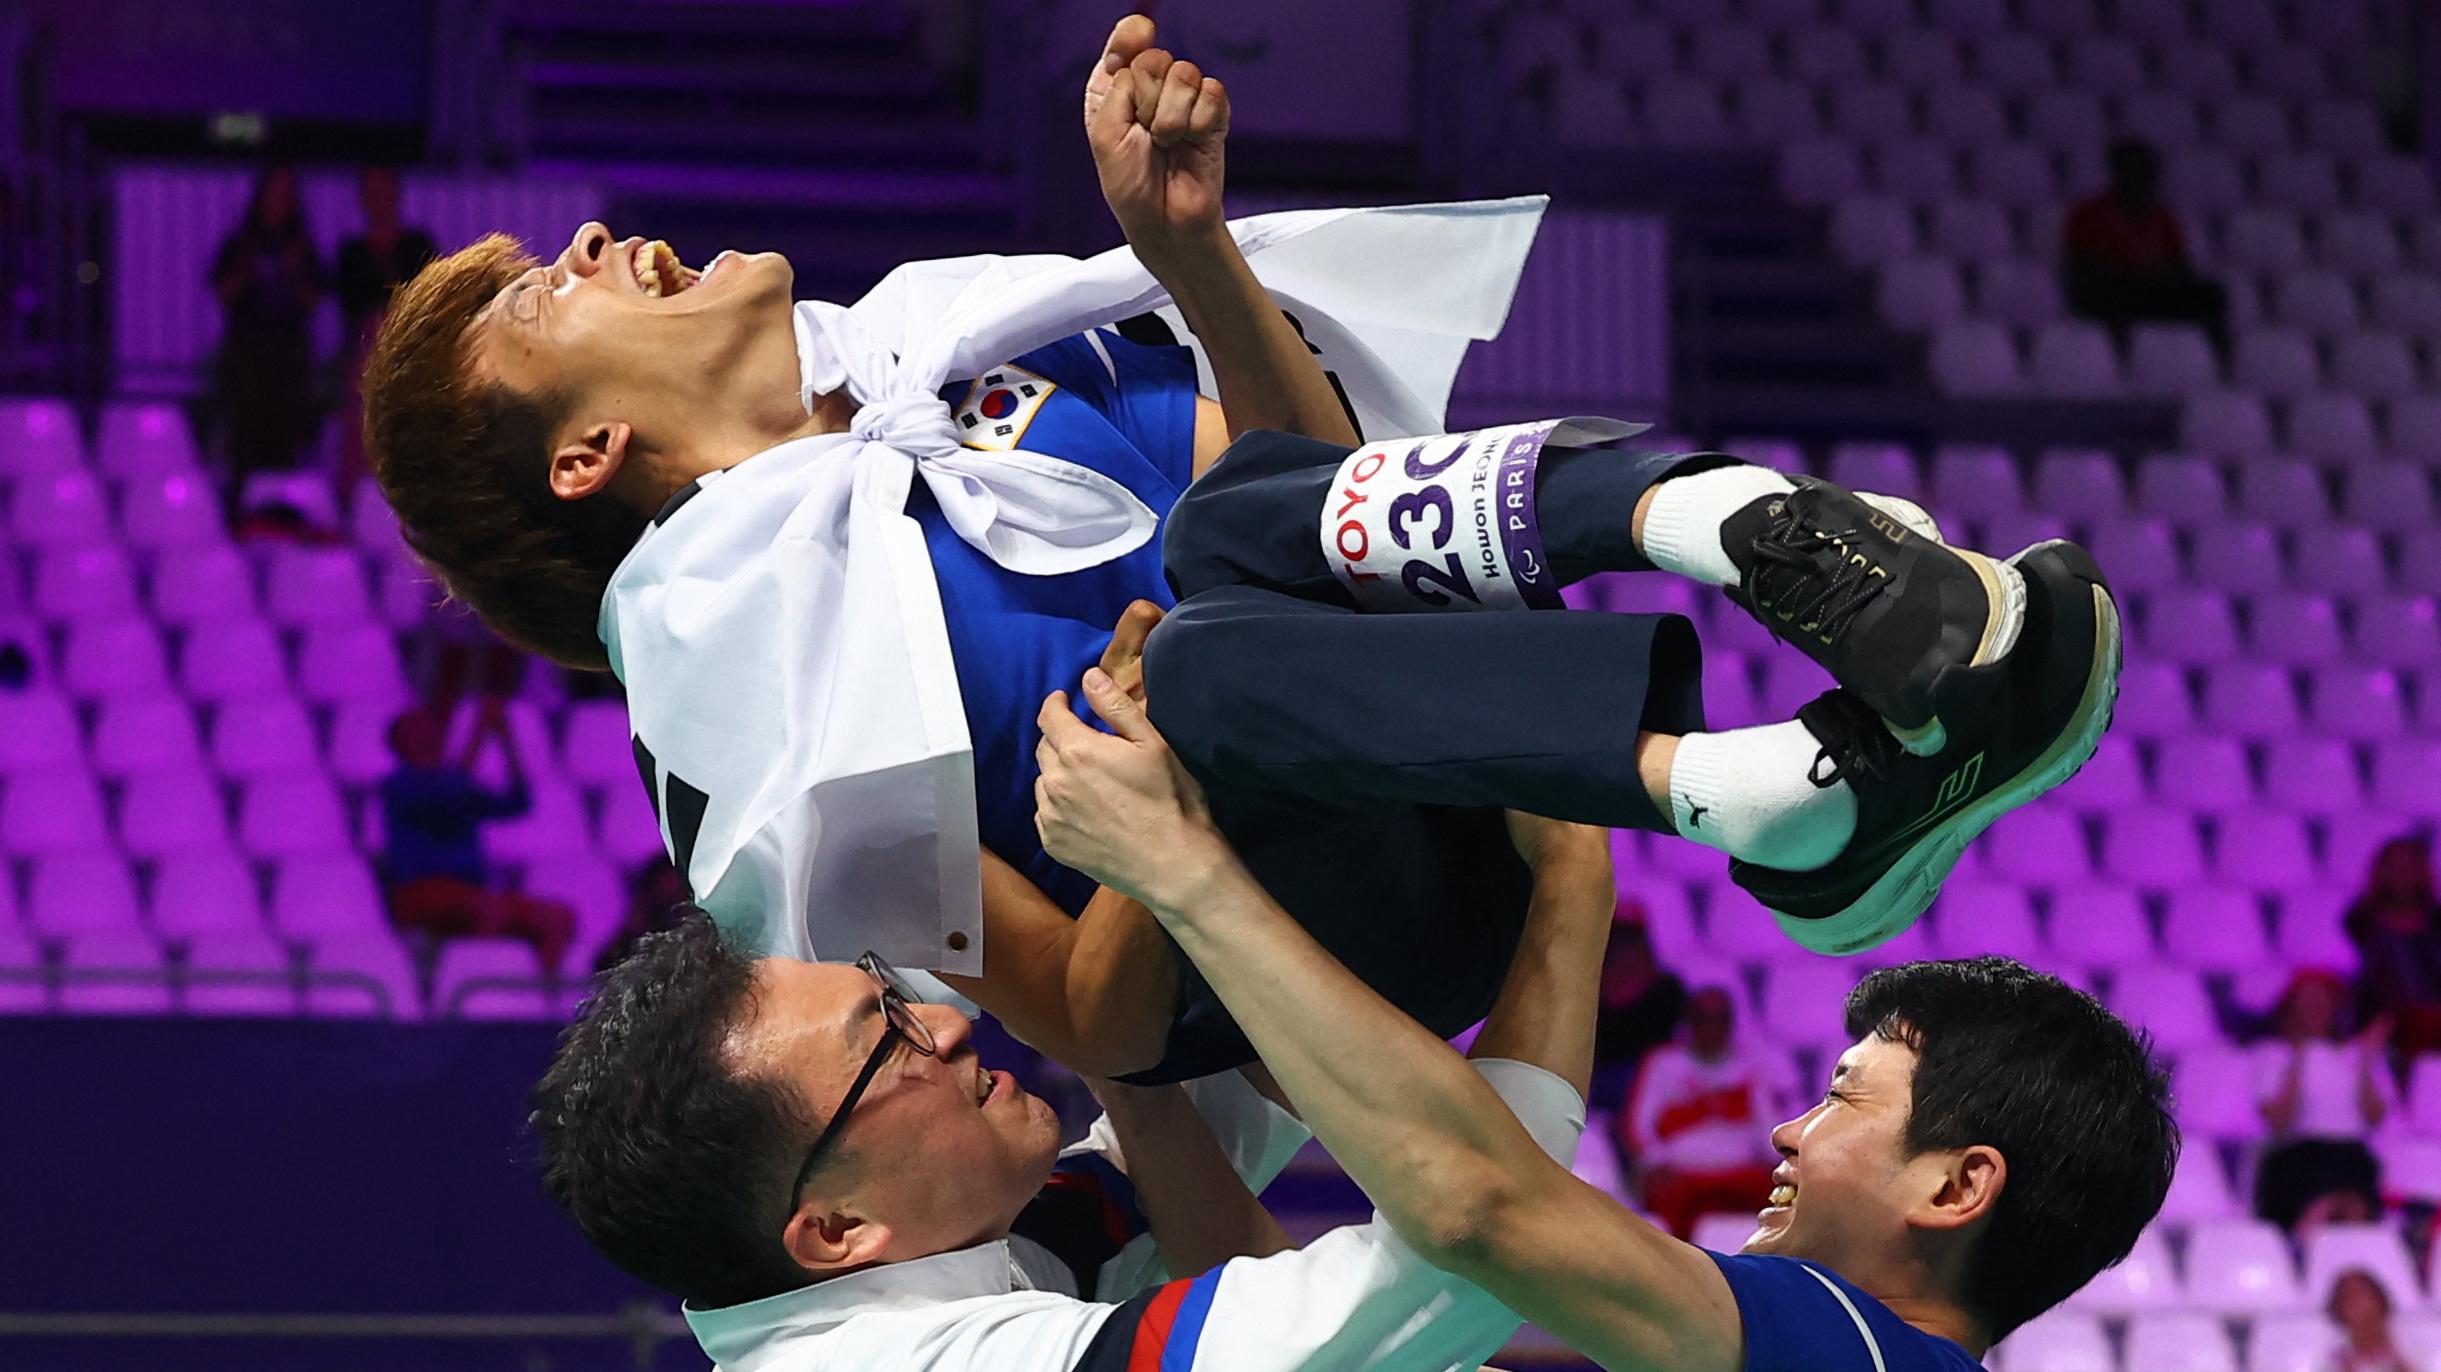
top-left (782, 952), bottom-right (938, 1220)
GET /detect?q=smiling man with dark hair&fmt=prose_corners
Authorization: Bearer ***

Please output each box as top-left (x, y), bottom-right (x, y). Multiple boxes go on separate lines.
top-left (1033, 673), bottom-right (2181, 1371)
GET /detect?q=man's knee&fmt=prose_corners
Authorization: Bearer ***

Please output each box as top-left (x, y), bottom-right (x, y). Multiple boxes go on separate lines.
top-left (1142, 591), bottom-right (1275, 769)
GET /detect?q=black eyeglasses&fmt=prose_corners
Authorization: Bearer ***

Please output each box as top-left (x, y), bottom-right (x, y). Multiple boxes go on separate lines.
top-left (784, 953), bottom-right (936, 1218)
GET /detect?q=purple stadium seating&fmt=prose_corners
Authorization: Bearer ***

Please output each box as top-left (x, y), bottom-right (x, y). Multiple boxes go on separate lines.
top-left (2085, 516), bottom-right (2184, 594)
top-left (56, 929), bottom-right (170, 1015)
top-left (303, 931), bottom-right (422, 1020)
top-left (2043, 881), bottom-right (2154, 967)
top-left (2331, 333), bottom-right (2422, 400)
top-left (149, 544), bottom-right (257, 626)
top-left (2, 770), bottom-right (112, 855)
top-left (2337, 461), bottom-right (2436, 531)
top-left (0, 921), bottom-right (46, 1014)
top-left (2159, 886), bottom-right (2273, 972)
top-left (179, 616), bottom-right (290, 701)
top-left (2129, 323), bottom-right (2221, 395)
top-left (2183, 392), bottom-right (2279, 457)
top-left (1963, 142), bottom-right (2058, 209)
top-left (327, 699), bottom-right (408, 787)
top-left (2125, 1312), bottom-right (2240, 1372)
top-left (2068, 1228), bottom-right (2181, 1314)
top-left (1876, 257), bottom-right (1965, 329)
top-left (1731, 76), bottom-right (1820, 143)
top-left (263, 547), bottom-right (372, 628)
top-left (2142, 588), bottom-right (2244, 663)
top-left (2232, 456), bottom-right (2331, 527)
top-left (2245, 592), bottom-right (2347, 666)
top-left (1881, 32), bottom-right (1962, 87)
top-left (2234, 330), bottom-right (2323, 398)
top-left (60, 618), bottom-right (170, 699)
top-left (294, 624), bottom-right (407, 705)
top-left (25, 852), bottom-right (144, 939)
top-left (90, 694), bottom-right (204, 781)
top-left (1830, 197), bottom-right (1917, 266)
top-left (33, 545), bottom-right (142, 622)
top-left (237, 775), bottom-right (353, 858)
top-left (2370, 739), bottom-right (2441, 820)
top-left (116, 768), bottom-right (234, 859)
top-left (268, 855), bottom-right (387, 941)
top-left (2181, 1216), bottom-right (2304, 1311)
top-left (10, 469), bottom-right (112, 549)
top-left (2114, 661), bottom-right (2197, 738)
top-left (2155, 1145), bottom-right (2242, 1226)
top-left (95, 401), bottom-right (199, 479)
top-left (2213, 810), bottom-right (2318, 889)
top-left (2368, 276), bottom-right (2441, 338)
top-left (2064, 733), bottom-right (2145, 810)
top-left (2259, 737), bottom-right (2366, 814)
top-left (117, 472), bottom-right (226, 552)
top-left (183, 930), bottom-right (296, 1017)
top-left (2199, 660), bottom-right (2302, 737)
top-left (210, 696), bottom-right (324, 779)
top-left (2301, 1226), bottom-right (2426, 1309)
top-left (433, 938), bottom-right (553, 1021)
top-left (2305, 664), bottom-right (2406, 740)
top-left (2153, 735), bottom-right (2256, 812)
top-left (149, 849), bottom-right (267, 942)
top-left (558, 701), bottom-right (635, 793)
top-left (1787, 24), bottom-right (1870, 86)
top-left (0, 692), bottom-right (85, 774)
top-left (485, 777), bottom-right (594, 863)
top-left (2287, 527), bottom-right (2388, 597)
top-left (0, 396), bottom-right (85, 474)
top-left (2101, 809), bottom-right (2207, 887)
top-left (2351, 594), bottom-right (2440, 667)
top-left (1828, 83), bottom-right (1911, 143)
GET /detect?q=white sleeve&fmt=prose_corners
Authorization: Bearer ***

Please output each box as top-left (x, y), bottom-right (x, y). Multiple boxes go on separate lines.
top-left (1084, 1059), bottom-right (1587, 1372)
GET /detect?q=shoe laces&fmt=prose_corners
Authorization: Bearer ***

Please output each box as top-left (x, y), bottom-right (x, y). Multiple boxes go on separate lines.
top-left (1797, 690), bottom-right (1901, 790)
top-left (1743, 489), bottom-right (1889, 647)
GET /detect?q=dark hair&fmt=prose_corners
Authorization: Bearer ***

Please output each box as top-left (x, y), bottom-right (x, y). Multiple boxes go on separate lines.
top-left (530, 912), bottom-right (816, 1307)
top-left (1844, 957), bottom-right (2176, 1341)
top-left (361, 233), bottom-right (647, 670)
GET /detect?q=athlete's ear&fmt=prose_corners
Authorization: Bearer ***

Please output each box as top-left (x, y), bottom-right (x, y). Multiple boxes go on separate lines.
top-left (1913, 1143), bottom-right (2005, 1234)
top-left (549, 421), bottom-right (632, 501)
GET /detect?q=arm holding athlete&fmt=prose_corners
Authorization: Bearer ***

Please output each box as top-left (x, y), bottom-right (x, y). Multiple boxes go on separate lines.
top-left (1086, 16), bottom-right (1359, 457)
top-left (1034, 670), bottom-right (1749, 1372)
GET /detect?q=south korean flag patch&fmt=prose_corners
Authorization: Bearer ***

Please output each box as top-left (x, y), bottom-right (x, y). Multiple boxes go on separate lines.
top-left (954, 365), bottom-right (1056, 451)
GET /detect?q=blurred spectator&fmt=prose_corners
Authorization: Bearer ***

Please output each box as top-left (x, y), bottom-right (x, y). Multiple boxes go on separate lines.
top-left (1591, 900), bottom-right (1687, 1108)
top-left (334, 168), bottom-right (436, 497)
top-left (2345, 835), bottom-right (2441, 1055)
top-left (1620, 986), bottom-right (1789, 1240)
top-left (208, 166), bottom-right (324, 513)
top-left (380, 702), bottom-right (574, 973)
top-left (2253, 969), bottom-right (2393, 1234)
top-left (2061, 138), bottom-right (2229, 356)
top-left (2326, 1268), bottom-right (2413, 1372)
top-left (593, 857), bottom-right (691, 975)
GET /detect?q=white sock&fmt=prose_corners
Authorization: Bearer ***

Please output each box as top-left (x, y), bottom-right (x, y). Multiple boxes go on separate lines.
top-left (1669, 719), bottom-right (1857, 872)
top-left (1639, 466), bottom-right (1797, 588)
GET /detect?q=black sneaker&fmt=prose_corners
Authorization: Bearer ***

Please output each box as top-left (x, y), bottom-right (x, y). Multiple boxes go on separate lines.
top-left (1722, 478), bottom-right (2029, 756)
top-left (1728, 539), bottom-right (2122, 954)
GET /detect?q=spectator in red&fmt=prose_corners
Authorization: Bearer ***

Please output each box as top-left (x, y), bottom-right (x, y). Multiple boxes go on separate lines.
top-left (380, 701), bottom-right (576, 973)
top-left (1619, 985), bottom-right (1789, 1240)
top-left (2326, 1268), bottom-right (2413, 1372)
top-left (2061, 138), bottom-right (2230, 355)
top-left (1590, 900), bottom-right (1687, 1109)
top-left (2253, 969), bottom-right (2392, 1235)
top-left (2344, 835), bottom-right (2441, 1055)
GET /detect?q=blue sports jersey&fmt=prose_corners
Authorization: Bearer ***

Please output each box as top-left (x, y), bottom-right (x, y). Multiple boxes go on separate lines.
top-left (1710, 1254), bottom-right (1984, 1372)
top-left (917, 328), bottom-right (1202, 917)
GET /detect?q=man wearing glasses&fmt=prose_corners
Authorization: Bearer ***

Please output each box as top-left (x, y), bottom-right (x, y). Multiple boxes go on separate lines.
top-left (529, 815), bottom-right (1614, 1371)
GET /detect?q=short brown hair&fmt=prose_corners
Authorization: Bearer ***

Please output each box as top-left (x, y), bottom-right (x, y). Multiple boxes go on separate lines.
top-left (361, 233), bottom-right (647, 670)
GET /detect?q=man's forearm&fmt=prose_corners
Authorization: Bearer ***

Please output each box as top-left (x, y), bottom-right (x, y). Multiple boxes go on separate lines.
top-left (944, 852), bottom-right (1176, 1079)
top-left (1136, 226), bottom-right (1359, 447)
top-left (1144, 852), bottom-right (1577, 1257)
top-left (1098, 1083), bottom-right (1296, 1276)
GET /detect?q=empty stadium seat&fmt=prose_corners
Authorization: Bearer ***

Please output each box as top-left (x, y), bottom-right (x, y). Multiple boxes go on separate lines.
top-left (2143, 588), bottom-right (2242, 663)
top-left (183, 930), bottom-right (296, 1017)
top-left (2101, 810), bottom-right (2206, 888)
top-left (2230, 457), bottom-right (2330, 528)
top-left (1756, 960), bottom-right (1856, 1050)
top-left (2067, 1224), bottom-right (2181, 1313)
top-left (595, 778), bottom-right (669, 867)
top-left (1827, 82), bottom-right (1911, 142)
top-left (178, 616), bottom-right (290, 701)
top-left (1928, 880), bottom-right (2043, 963)
top-left (2122, 1310), bottom-right (2239, 1372)
top-left (2245, 592), bottom-right (2346, 666)
top-left (94, 401), bottom-right (200, 479)
top-left (1556, 72), bottom-right (1637, 150)
top-left (2353, 593), bottom-right (2441, 666)
top-left (2214, 810), bottom-right (2318, 889)
top-left (269, 854), bottom-right (386, 940)
top-left (2026, 89), bottom-right (2108, 151)
top-left (2259, 152), bottom-right (2344, 214)
top-left (2233, 330), bottom-right (2323, 398)
top-left (116, 768), bottom-right (233, 859)
top-left (2169, 149), bottom-right (2249, 215)
top-left (2331, 333), bottom-right (2421, 400)
top-left (1925, 442), bottom-right (2023, 520)
top-left (1929, 321), bottom-right (2021, 394)
top-left (210, 696), bottom-right (324, 780)
top-left (2182, 392), bottom-right (2277, 456)
top-left (2357, 154), bottom-right (2439, 217)
top-left (2198, 660), bottom-right (2300, 735)
top-left (2043, 882), bottom-right (2154, 966)
top-left (2272, 270), bottom-right (2361, 335)
top-left (2029, 323), bottom-right (2123, 395)
top-left (2249, 1311), bottom-right (2341, 1372)
top-left (1732, 76), bottom-right (1820, 142)
top-left (236, 775), bottom-right (352, 858)
top-left (1830, 197), bottom-right (1918, 266)
top-left (1880, 30), bottom-right (1961, 85)
top-left (2211, 94), bottom-right (2294, 155)
top-left (1, 769), bottom-right (111, 856)
top-left (1967, 32), bottom-right (2058, 94)
top-left (2285, 394), bottom-right (2382, 467)
top-left (2338, 462), bottom-right (2437, 531)
top-left (2153, 735), bottom-right (2255, 812)
top-left (116, 471), bottom-right (224, 551)
top-left (0, 396), bottom-right (85, 474)
top-left (1995, 1311), bottom-right (2112, 1372)
top-left (1975, 258), bottom-right (2064, 329)
top-left (2371, 739), bottom-right (2441, 820)
top-left (1984, 807), bottom-right (2092, 886)
top-left (2160, 885), bottom-right (2273, 971)
top-left (149, 849), bottom-right (266, 942)
top-left (1927, 198), bottom-right (2013, 261)
top-left (2259, 737), bottom-right (2365, 814)
top-left (2063, 734), bottom-right (2146, 811)
top-left (148, 544), bottom-right (257, 626)
top-left (2305, 665), bottom-right (2406, 740)
top-left (56, 929), bottom-right (170, 1015)
top-left (1824, 440), bottom-right (1921, 501)
top-left (2176, 1048), bottom-right (2271, 1144)
top-left (294, 623), bottom-right (407, 704)
top-left (433, 938), bottom-right (553, 1020)
top-left (60, 617), bottom-right (170, 700)
top-left (2270, 886), bottom-right (2357, 969)
top-left (2288, 527), bottom-right (2388, 597)
top-left (8, 469), bottom-right (111, 548)
top-left (1876, 257), bottom-right (1965, 329)
top-left (89, 694), bottom-right (204, 779)
top-left (1964, 142), bottom-right (2058, 208)
top-left (2063, 35), bottom-right (2145, 95)
top-left (2084, 516), bottom-right (2183, 593)
top-left (2128, 323), bottom-right (2220, 395)
top-left (2368, 276), bottom-right (2441, 337)
top-left (2031, 446), bottom-right (2126, 521)
top-left (1869, 136), bottom-right (1957, 201)
top-left (2186, 1218), bottom-right (2307, 1311)
top-left (2134, 452), bottom-right (2230, 522)
top-left (2320, 210), bottom-right (2404, 273)
top-left (32, 545), bottom-right (141, 622)
top-left (262, 547), bottom-right (372, 628)
top-left (24, 851), bottom-right (144, 943)
top-left (303, 931), bottom-right (422, 1020)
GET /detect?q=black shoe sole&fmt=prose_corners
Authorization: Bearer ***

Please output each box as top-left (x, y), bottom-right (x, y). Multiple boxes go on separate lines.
top-left (1757, 539), bottom-right (2122, 954)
